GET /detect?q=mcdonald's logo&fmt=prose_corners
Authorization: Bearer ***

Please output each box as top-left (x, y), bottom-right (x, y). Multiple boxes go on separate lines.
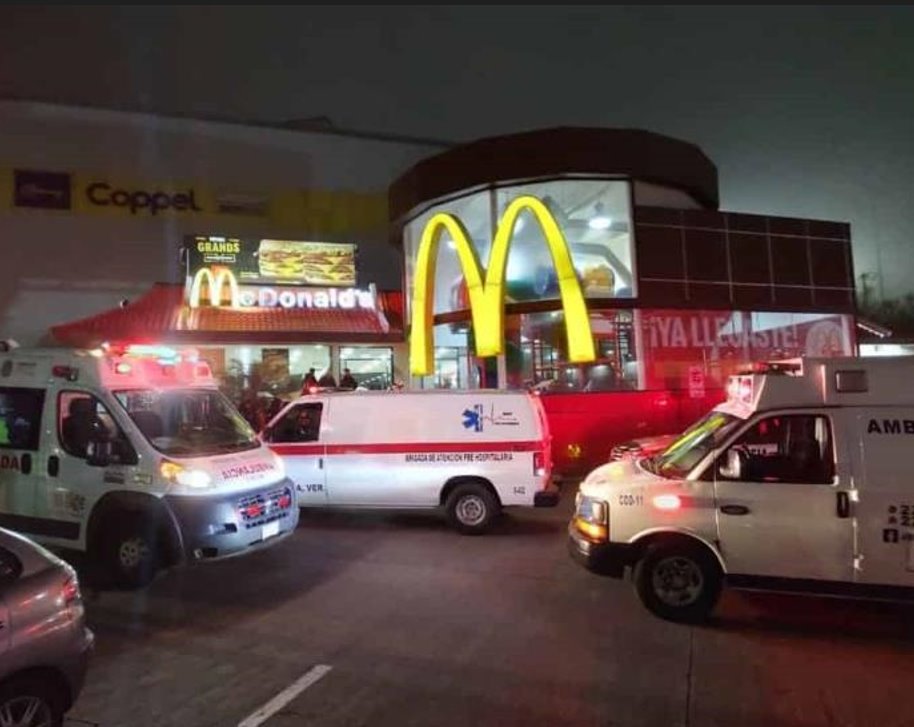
top-left (409, 194), bottom-right (596, 376)
top-left (189, 267), bottom-right (240, 308)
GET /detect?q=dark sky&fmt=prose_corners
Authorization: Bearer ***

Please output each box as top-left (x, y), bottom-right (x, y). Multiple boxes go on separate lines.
top-left (2, 6), bottom-right (913, 299)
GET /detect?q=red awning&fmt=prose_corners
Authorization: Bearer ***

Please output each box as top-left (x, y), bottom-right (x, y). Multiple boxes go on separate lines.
top-left (51, 283), bottom-right (404, 347)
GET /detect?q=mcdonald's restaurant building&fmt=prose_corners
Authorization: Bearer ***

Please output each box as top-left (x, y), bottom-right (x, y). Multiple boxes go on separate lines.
top-left (1, 104), bottom-right (858, 472)
top-left (390, 128), bottom-right (857, 473)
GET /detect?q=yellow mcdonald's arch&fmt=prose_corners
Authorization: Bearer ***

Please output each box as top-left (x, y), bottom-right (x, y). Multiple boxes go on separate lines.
top-left (409, 194), bottom-right (595, 376)
top-left (189, 267), bottom-right (240, 308)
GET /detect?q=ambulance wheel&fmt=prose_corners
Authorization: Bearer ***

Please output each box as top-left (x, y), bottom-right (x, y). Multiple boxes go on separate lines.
top-left (445, 483), bottom-right (499, 535)
top-left (103, 513), bottom-right (160, 589)
top-left (633, 540), bottom-right (721, 624)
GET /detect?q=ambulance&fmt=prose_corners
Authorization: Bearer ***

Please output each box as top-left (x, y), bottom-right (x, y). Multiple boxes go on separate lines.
top-left (263, 389), bottom-right (558, 534)
top-left (0, 342), bottom-right (298, 588)
top-left (569, 356), bottom-right (914, 622)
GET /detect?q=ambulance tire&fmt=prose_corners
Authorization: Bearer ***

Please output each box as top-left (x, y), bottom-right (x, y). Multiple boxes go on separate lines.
top-left (445, 483), bottom-right (499, 535)
top-left (103, 512), bottom-right (161, 590)
top-left (633, 540), bottom-right (722, 624)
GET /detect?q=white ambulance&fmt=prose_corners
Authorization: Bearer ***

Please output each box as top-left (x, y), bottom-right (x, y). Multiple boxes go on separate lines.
top-left (0, 342), bottom-right (298, 588)
top-left (570, 356), bottom-right (914, 622)
top-left (263, 389), bottom-right (557, 533)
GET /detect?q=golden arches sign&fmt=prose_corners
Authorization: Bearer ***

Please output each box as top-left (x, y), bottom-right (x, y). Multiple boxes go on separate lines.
top-left (188, 267), bottom-right (240, 309)
top-left (409, 194), bottom-right (596, 376)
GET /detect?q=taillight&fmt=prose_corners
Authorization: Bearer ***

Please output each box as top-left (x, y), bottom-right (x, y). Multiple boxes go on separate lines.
top-left (62, 576), bottom-right (80, 605)
top-left (533, 451), bottom-right (546, 477)
top-left (61, 574), bottom-right (82, 620)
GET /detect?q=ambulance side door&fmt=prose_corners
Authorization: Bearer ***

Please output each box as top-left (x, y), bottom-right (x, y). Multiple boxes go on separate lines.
top-left (713, 410), bottom-right (854, 583)
top-left (0, 386), bottom-right (46, 527)
top-left (45, 389), bottom-right (139, 545)
top-left (851, 408), bottom-right (914, 587)
top-left (266, 401), bottom-right (327, 506)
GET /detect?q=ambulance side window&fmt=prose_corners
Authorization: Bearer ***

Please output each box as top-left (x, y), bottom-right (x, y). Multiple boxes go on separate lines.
top-left (270, 403), bottom-right (323, 443)
top-left (720, 414), bottom-right (834, 485)
top-left (58, 392), bottom-right (136, 464)
top-left (0, 387), bottom-right (45, 451)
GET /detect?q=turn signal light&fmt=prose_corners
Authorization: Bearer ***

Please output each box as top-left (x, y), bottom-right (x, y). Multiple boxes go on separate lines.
top-left (653, 494), bottom-right (682, 511)
top-left (573, 516), bottom-right (608, 541)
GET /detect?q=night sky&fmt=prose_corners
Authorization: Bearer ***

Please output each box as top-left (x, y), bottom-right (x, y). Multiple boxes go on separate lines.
top-left (2, 6), bottom-right (912, 299)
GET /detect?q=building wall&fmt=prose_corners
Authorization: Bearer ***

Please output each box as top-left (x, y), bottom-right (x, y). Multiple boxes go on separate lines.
top-left (0, 101), bottom-right (445, 345)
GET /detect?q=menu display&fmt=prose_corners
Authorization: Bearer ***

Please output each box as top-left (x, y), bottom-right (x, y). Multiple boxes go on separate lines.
top-left (186, 235), bottom-right (357, 287)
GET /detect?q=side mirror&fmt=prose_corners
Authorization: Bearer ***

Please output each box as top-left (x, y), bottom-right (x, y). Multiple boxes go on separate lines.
top-left (718, 449), bottom-right (743, 480)
top-left (86, 438), bottom-right (112, 467)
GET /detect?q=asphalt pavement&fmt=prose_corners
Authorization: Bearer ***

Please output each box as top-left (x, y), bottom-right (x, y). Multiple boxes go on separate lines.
top-left (66, 489), bottom-right (914, 727)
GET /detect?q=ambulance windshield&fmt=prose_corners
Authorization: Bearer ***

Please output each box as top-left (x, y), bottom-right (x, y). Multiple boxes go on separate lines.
top-left (114, 388), bottom-right (259, 457)
top-left (649, 411), bottom-right (740, 479)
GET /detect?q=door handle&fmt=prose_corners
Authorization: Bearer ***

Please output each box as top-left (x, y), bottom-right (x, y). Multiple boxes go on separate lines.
top-left (720, 504), bottom-right (750, 516)
top-left (837, 491), bottom-right (851, 519)
top-left (318, 457), bottom-right (324, 470)
top-left (20, 453), bottom-right (31, 475)
top-left (48, 455), bottom-right (59, 477)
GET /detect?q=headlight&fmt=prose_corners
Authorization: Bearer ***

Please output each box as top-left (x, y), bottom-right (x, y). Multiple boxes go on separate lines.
top-left (160, 460), bottom-right (212, 489)
top-left (576, 495), bottom-right (607, 524)
top-left (573, 495), bottom-right (609, 541)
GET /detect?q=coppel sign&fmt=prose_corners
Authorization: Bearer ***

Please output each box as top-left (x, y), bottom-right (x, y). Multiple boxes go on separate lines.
top-left (85, 181), bottom-right (203, 215)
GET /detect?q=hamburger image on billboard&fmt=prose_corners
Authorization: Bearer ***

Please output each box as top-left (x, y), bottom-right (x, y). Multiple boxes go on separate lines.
top-left (257, 239), bottom-right (356, 286)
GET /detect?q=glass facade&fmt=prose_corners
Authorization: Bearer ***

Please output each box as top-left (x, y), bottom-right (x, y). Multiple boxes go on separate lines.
top-left (403, 178), bottom-right (636, 319)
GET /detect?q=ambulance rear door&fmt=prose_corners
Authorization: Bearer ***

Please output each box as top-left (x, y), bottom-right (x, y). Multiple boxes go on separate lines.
top-left (851, 408), bottom-right (914, 588)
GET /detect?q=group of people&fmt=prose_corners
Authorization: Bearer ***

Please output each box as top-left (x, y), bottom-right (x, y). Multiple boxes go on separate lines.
top-left (301, 367), bottom-right (358, 392)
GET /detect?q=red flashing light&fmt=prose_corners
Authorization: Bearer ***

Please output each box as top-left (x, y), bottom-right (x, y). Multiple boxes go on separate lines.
top-left (52, 365), bottom-right (78, 382)
top-left (241, 503), bottom-right (265, 519)
top-left (196, 363), bottom-right (211, 378)
top-left (278, 493), bottom-right (292, 509)
top-left (308, 386), bottom-right (319, 394)
top-left (115, 362), bottom-right (132, 375)
top-left (653, 494), bottom-right (681, 511)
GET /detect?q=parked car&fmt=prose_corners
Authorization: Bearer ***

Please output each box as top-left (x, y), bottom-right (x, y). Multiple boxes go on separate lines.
top-left (0, 527), bottom-right (93, 726)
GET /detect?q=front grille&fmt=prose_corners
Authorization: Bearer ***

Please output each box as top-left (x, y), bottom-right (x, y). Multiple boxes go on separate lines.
top-left (237, 486), bottom-right (293, 529)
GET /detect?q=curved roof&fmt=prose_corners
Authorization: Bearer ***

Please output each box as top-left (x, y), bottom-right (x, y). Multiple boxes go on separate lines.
top-left (389, 127), bottom-right (719, 224)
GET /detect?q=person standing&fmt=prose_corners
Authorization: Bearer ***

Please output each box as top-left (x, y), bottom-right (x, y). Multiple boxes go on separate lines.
top-left (317, 369), bottom-right (337, 388)
top-left (302, 368), bottom-right (318, 393)
top-left (339, 368), bottom-right (358, 390)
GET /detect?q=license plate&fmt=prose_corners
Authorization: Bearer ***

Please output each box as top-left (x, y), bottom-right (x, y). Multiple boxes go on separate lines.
top-left (262, 520), bottom-right (280, 540)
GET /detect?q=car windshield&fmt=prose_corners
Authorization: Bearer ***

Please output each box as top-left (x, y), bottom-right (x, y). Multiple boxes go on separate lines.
top-left (114, 388), bottom-right (259, 457)
top-left (647, 411), bottom-right (741, 479)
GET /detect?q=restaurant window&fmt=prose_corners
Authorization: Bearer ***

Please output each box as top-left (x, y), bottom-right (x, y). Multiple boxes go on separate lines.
top-left (218, 345), bottom-right (330, 400)
top-left (516, 311), bottom-right (639, 392)
top-left (338, 347), bottom-right (393, 390)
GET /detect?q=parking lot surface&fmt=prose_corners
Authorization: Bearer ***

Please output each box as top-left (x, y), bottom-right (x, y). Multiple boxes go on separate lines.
top-left (67, 492), bottom-right (914, 727)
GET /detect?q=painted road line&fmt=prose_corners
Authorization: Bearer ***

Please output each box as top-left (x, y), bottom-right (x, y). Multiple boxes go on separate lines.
top-left (237, 664), bottom-right (333, 727)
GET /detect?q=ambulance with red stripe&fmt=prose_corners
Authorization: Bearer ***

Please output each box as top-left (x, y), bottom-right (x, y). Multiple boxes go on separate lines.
top-left (264, 389), bottom-right (558, 533)
top-left (570, 357), bottom-right (914, 623)
top-left (0, 342), bottom-right (297, 589)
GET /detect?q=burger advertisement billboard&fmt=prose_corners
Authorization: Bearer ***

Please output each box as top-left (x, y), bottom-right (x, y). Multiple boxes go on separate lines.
top-left (185, 235), bottom-right (357, 287)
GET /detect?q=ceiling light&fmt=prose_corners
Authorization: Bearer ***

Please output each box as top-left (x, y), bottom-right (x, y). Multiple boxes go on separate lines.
top-left (589, 202), bottom-right (612, 230)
